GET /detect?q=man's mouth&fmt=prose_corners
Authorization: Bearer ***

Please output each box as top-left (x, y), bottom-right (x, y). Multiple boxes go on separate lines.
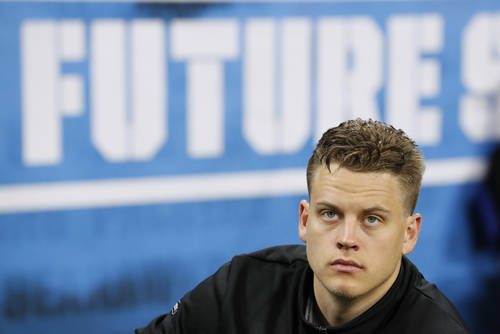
top-left (331, 259), bottom-right (362, 273)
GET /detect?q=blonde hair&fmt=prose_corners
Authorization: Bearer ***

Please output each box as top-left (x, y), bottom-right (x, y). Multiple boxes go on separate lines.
top-left (307, 119), bottom-right (425, 214)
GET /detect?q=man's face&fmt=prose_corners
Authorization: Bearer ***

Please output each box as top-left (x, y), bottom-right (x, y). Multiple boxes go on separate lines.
top-left (299, 164), bottom-right (421, 302)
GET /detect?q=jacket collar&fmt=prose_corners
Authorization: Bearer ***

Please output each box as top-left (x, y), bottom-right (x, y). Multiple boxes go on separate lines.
top-left (298, 257), bottom-right (413, 333)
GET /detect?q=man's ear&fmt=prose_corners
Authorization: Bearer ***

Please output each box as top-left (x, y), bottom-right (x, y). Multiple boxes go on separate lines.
top-left (298, 200), bottom-right (310, 243)
top-left (402, 213), bottom-right (422, 255)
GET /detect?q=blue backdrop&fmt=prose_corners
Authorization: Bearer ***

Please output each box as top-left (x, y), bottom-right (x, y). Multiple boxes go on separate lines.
top-left (0, 1), bottom-right (499, 333)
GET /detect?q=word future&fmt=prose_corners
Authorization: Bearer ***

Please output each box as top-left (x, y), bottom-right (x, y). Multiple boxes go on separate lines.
top-left (21, 13), bottom-right (500, 166)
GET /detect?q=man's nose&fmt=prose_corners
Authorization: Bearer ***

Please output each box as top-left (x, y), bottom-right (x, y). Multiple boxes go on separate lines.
top-left (336, 217), bottom-right (359, 251)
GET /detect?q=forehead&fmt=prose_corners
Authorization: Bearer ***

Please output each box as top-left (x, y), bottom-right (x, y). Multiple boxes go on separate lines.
top-left (309, 165), bottom-right (405, 209)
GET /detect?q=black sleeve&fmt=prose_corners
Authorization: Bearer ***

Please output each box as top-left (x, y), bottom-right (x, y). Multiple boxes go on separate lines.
top-left (135, 262), bottom-right (231, 334)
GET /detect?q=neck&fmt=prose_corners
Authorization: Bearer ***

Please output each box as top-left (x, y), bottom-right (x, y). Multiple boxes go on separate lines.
top-left (313, 260), bottom-right (401, 327)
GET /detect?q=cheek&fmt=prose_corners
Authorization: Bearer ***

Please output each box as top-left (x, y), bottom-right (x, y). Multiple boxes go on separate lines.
top-left (308, 223), bottom-right (334, 246)
top-left (305, 226), bottom-right (331, 259)
top-left (372, 229), bottom-right (406, 254)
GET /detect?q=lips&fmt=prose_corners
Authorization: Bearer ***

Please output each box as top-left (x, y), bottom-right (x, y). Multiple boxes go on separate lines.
top-left (331, 259), bottom-right (362, 273)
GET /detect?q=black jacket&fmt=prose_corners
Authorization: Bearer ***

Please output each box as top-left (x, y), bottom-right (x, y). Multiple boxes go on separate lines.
top-left (136, 245), bottom-right (470, 334)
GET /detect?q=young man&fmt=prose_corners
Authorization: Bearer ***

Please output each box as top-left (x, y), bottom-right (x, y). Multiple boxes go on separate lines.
top-left (136, 119), bottom-right (470, 334)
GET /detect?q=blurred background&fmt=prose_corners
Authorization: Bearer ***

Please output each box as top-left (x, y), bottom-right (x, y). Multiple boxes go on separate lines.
top-left (0, 0), bottom-right (500, 333)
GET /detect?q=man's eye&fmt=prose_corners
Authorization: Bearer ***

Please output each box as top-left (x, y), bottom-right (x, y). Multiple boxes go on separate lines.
top-left (365, 216), bottom-right (380, 225)
top-left (322, 211), bottom-right (337, 219)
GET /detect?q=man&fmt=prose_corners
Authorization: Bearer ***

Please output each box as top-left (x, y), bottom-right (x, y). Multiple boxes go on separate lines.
top-left (136, 119), bottom-right (470, 334)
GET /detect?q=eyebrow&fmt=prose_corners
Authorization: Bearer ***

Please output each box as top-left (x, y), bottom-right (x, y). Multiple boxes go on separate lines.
top-left (315, 202), bottom-right (390, 216)
top-left (361, 206), bottom-right (390, 216)
top-left (315, 201), bottom-right (340, 210)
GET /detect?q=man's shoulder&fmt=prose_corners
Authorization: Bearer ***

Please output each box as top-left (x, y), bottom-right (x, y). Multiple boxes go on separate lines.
top-left (237, 244), bottom-right (308, 264)
top-left (225, 244), bottom-right (309, 281)
top-left (399, 257), bottom-right (470, 333)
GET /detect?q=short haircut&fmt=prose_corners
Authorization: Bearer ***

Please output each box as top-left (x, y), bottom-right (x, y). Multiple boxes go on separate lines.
top-left (306, 119), bottom-right (425, 214)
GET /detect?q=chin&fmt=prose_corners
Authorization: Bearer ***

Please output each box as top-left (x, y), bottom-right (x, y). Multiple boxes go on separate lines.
top-left (328, 283), bottom-right (360, 300)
